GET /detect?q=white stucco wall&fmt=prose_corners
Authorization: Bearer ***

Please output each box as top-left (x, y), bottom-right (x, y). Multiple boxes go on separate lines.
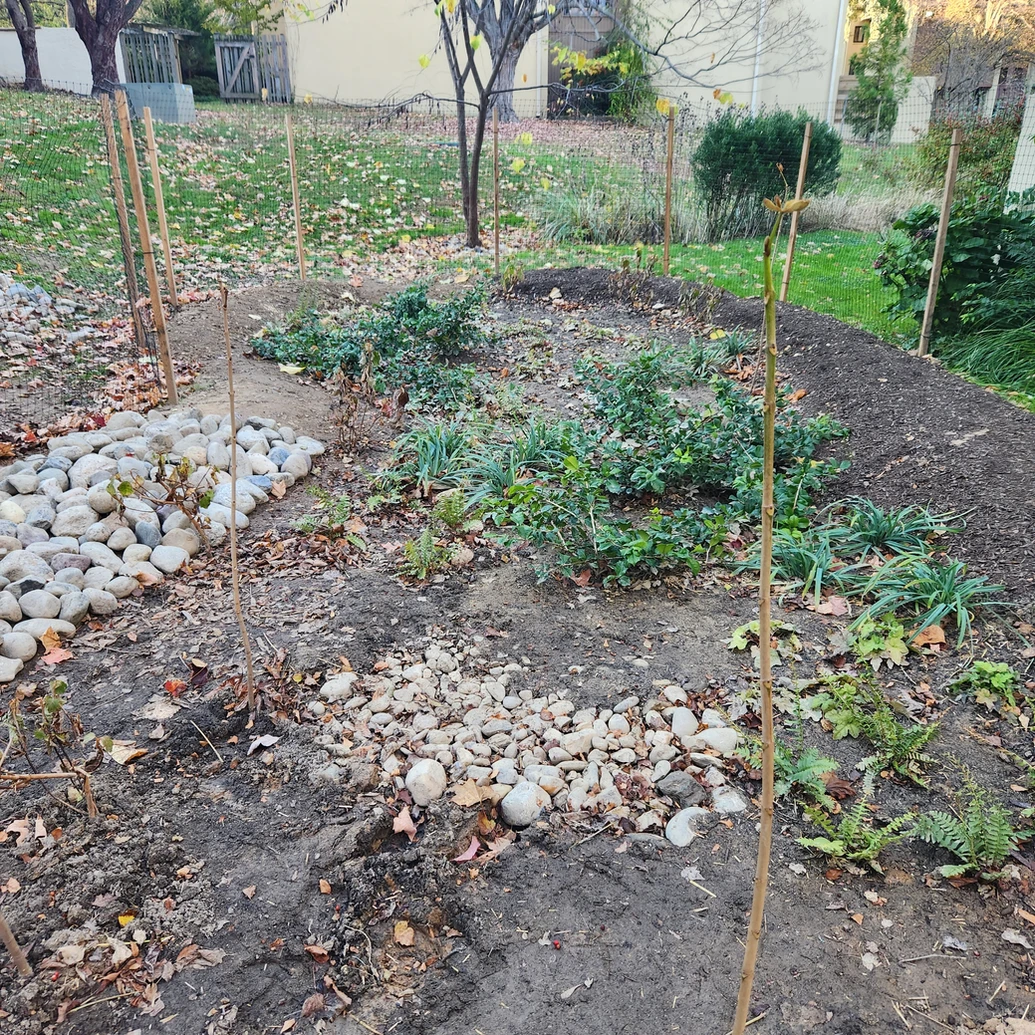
top-left (0, 27), bottom-right (126, 93)
top-left (281, 0), bottom-right (547, 115)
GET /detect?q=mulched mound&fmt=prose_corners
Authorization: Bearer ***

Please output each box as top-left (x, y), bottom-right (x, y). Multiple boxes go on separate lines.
top-left (515, 268), bottom-right (1035, 598)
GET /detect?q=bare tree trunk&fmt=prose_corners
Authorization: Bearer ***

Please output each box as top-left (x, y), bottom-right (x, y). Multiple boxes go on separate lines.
top-left (4, 0), bottom-right (44, 92)
top-left (466, 100), bottom-right (491, 247)
top-left (492, 45), bottom-right (524, 122)
top-left (69, 0), bottom-right (141, 95)
top-left (87, 20), bottom-right (123, 94)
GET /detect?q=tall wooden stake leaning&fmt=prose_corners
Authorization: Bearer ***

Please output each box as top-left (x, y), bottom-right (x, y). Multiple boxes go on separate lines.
top-left (286, 114), bottom-right (307, 282)
top-left (918, 127), bottom-right (962, 358)
top-left (731, 187), bottom-right (809, 1035)
top-left (115, 90), bottom-right (179, 405)
top-left (220, 286), bottom-right (257, 715)
top-left (143, 106), bottom-right (180, 307)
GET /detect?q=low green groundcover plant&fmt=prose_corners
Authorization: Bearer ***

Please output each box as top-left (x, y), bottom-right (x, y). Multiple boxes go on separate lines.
top-left (253, 284), bottom-right (486, 407)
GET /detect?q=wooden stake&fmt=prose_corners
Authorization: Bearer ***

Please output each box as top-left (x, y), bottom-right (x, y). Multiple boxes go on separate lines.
top-left (731, 201), bottom-right (784, 1035)
top-left (663, 104), bottom-right (676, 275)
top-left (918, 127), bottom-right (963, 358)
top-left (493, 106), bottom-right (500, 278)
top-left (220, 285), bottom-right (256, 716)
top-left (779, 120), bottom-right (813, 303)
top-left (285, 113), bottom-right (307, 281)
top-left (143, 107), bottom-right (180, 307)
top-left (0, 908), bottom-right (32, 978)
top-left (115, 90), bottom-right (179, 406)
top-left (98, 93), bottom-right (146, 352)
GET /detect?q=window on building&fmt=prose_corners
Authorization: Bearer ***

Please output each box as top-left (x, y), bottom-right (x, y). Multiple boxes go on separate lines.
top-left (853, 22), bottom-right (871, 44)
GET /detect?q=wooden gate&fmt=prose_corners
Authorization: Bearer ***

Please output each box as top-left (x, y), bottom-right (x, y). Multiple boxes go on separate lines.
top-left (214, 34), bottom-right (292, 102)
top-left (121, 28), bottom-right (181, 84)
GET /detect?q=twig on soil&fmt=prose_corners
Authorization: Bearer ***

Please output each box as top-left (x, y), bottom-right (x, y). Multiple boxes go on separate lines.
top-left (68, 991), bottom-right (136, 1013)
top-left (891, 1001), bottom-right (913, 1029)
top-left (900, 1004), bottom-right (954, 1031)
top-left (683, 876), bottom-right (716, 899)
top-left (349, 1017), bottom-right (386, 1035)
top-left (986, 980), bottom-right (1006, 1007)
top-left (339, 922), bottom-right (381, 983)
top-left (723, 1009), bottom-right (767, 1035)
top-left (0, 907), bottom-right (33, 977)
top-left (190, 720), bottom-right (224, 764)
top-left (572, 821), bottom-right (617, 846)
top-left (220, 284), bottom-right (257, 717)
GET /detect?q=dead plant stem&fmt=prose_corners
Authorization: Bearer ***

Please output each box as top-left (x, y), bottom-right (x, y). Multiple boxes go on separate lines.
top-left (0, 907), bottom-right (32, 977)
top-left (220, 285), bottom-right (257, 715)
top-left (731, 202), bottom-right (784, 1035)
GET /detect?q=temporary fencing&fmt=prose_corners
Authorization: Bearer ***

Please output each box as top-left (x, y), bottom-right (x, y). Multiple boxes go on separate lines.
top-left (2, 81), bottom-right (1033, 433)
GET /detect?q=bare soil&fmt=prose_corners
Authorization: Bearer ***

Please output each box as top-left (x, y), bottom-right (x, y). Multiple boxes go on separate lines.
top-left (1, 270), bottom-right (1033, 1035)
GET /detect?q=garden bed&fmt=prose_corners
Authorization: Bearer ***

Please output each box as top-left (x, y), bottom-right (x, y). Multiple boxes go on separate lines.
top-left (0, 271), bottom-right (1032, 1035)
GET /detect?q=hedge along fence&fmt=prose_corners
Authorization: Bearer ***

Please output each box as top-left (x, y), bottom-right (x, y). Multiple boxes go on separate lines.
top-left (4, 84), bottom-right (1035, 431)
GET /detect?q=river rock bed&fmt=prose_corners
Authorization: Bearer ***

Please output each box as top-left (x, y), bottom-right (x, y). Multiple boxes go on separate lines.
top-left (310, 638), bottom-right (748, 844)
top-left (0, 408), bottom-right (325, 682)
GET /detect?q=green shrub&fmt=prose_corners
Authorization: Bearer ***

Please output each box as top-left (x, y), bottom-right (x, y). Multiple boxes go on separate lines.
top-left (876, 193), bottom-right (1035, 338)
top-left (908, 110), bottom-right (1023, 194)
top-left (949, 660), bottom-right (1025, 712)
top-left (692, 109), bottom-right (841, 239)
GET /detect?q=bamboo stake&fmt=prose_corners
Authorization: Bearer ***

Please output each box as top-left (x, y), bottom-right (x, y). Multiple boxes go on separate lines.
top-left (115, 91), bottom-right (179, 406)
top-left (220, 285), bottom-right (256, 716)
top-left (98, 93), bottom-right (146, 352)
top-left (663, 103), bottom-right (676, 275)
top-left (732, 186), bottom-right (808, 1035)
top-left (918, 127), bottom-right (963, 358)
top-left (779, 121), bottom-right (813, 303)
top-left (493, 106), bottom-right (500, 278)
top-left (0, 908), bottom-right (32, 978)
top-left (285, 113), bottom-right (307, 281)
top-left (143, 107), bottom-right (180, 307)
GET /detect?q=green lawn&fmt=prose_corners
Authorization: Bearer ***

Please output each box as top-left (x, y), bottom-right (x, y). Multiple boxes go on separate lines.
top-left (0, 91), bottom-right (913, 345)
top-left (499, 229), bottom-right (914, 343)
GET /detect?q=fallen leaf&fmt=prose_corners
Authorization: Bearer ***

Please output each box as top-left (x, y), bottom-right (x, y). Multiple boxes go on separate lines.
top-left (106, 740), bottom-right (147, 765)
top-left (242, 886), bottom-right (256, 899)
top-left (941, 935), bottom-right (969, 951)
top-left (814, 595), bottom-right (849, 616)
top-left (1, 878), bottom-right (21, 894)
top-left (281, 1020), bottom-right (296, 1033)
top-left (41, 646), bottom-right (73, 665)
top-left (278, 364), bottom-right (306, 376)
top-left (860, 951), bottom-right (880, 971)
top-left (393, 805), bottom-right (417, 841)
top-left (911, 624), bottom-right (946, 647)
top-left (393, 920), bottom-right (415, 946)
top-left (304, 944), bottom-right (329, 963)
top-left (1016, 907), bottom-right (1035, 927)
top-left (450, 780), bottom-right (489, 807)
top-left (40, 628), bottom-right (62, 652)
top-left (319, 879), bottom-right (332, 894)
top-left (247, 734), bottom-right (280, 756)
top-left (851, 913), bottom-right (864, 925)
top-left (452, 837), bottom-right (480, 863)
top-left (1002, 928), bottom-right (1033, 949)
top-left (301, 993), bottom-right (326, 1018)
top-left (118, 912), bottom-right (136, 927)
top-left (863, 890), bottom-right (887, 906)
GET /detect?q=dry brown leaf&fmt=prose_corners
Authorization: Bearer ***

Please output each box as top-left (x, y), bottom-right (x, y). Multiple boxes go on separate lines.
top-left (393, 920), bottom-right (415, 947)
top-left (393, 805), bottom-right (417, 841)
top-left (451, 780), bottom-right (490, 807)
top-left (319, 879), bottom-right (332, 894)
top-left (301, 993), bottom-right (326, 1018)
top-left (271, 481), bottom-right (286, 499)
top-left (41, 646), bottom-right (73, 666)
top-left (40, 628), bottom-right (62, 652)
top-left (242, 885), bottom-right (256, 899)
top-left (304, 944), bottom-right (329, 963)
top-left (911, 624), bottom-right (946, 647)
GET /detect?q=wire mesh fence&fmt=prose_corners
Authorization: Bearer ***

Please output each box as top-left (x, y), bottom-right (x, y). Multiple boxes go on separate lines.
top-left (3, 80), bottom-right (1035, 435)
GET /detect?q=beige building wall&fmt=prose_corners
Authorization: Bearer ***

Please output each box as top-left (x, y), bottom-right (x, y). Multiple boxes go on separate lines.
top-left (647, 0), bottom-right (847, 120)
top-left (281, 0), bottom-right (547, 114)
